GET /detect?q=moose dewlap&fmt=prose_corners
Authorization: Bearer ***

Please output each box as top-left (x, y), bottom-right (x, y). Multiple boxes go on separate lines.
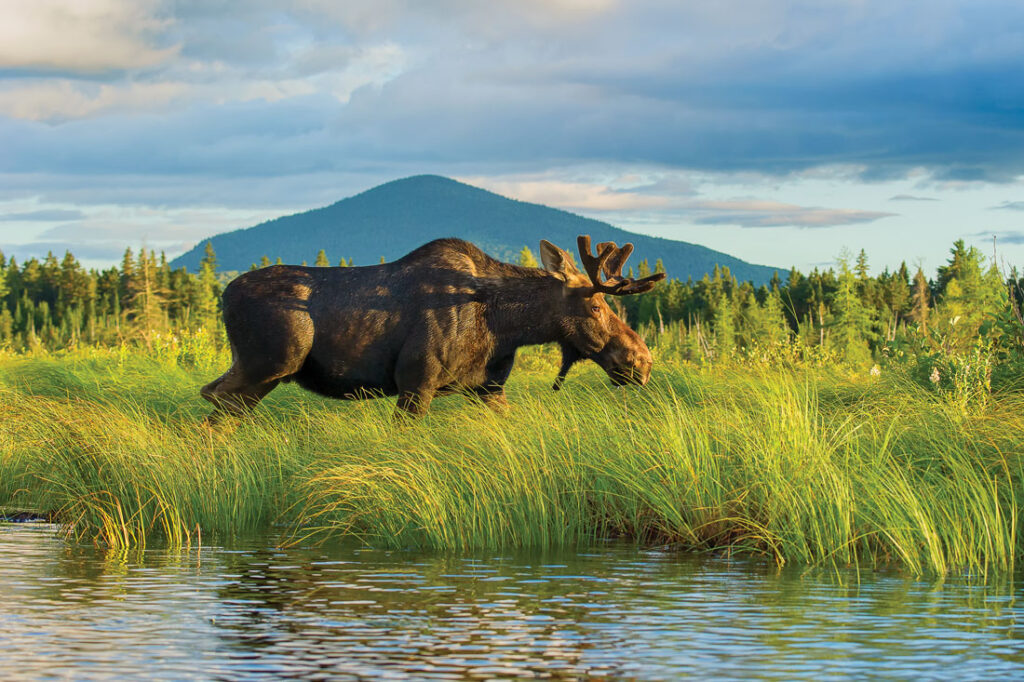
top-left (201, 235), bottom-right (665, 420)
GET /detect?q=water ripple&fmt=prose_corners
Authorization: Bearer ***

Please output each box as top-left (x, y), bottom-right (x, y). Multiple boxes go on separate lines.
top-left (2, 523), bottom-right (1024, 679)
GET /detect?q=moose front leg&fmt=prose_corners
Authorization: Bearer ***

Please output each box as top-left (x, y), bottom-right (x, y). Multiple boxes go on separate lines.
top-left (394, 341), bottom-right (441, 418)
top-left (469, 353), bottom-right (515, 412)
top-left (468, 384), bottom-right (509, 412)
top-left (396, 389), bottom-right (434, 417)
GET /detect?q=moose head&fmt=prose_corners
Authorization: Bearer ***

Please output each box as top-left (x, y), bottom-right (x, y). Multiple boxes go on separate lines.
top-left (538, 235), bottom-right (665, 390)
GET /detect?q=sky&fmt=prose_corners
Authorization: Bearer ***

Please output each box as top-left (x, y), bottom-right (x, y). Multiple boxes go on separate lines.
top-left (1, 0), bottom-right (1023, 276)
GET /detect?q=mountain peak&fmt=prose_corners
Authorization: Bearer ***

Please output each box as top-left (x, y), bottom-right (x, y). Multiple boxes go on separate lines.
top-left (364, 174), bottom-right (462, 191)
top-left (351, 174), bottom-right (495, 202)
top-left (170, 176), bottom-right (779, 283)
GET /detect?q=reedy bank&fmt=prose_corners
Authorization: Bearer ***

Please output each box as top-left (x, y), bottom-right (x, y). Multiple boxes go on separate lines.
top-left (1, 347), bottom-right (1020, 576)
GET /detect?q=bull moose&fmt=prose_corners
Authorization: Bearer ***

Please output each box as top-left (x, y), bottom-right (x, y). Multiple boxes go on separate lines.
top-left (201, 235), bottom-right (665, 420)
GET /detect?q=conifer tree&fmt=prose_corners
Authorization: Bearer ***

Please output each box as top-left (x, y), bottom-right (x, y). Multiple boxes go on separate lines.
top-left (134, 248), bottom-right (166, 334)
top-left (881, 262), bottom-right (911, 340)
top-left (0, 251), bottom-right (8, 303)
top-left (908, 267), bottom-right (931, 331)
top-left (832, 253), bottom-right (873, 364)
top-left (936, 239), bottom-right (969, 296)
top-left (315, 249), bottom-right (330, 267)
top-left (194, 242), bottom-right (220, 331)
top-left (119, 247), bottom-right (137, 322)
top-left (0, 306), bottom-right (11, 345)
top-left (711, 289), bottom-right (735, 359)
top-left (763, 285), bottom-right (791, 345)
top-left (517, 246), bottom-right (538, 268)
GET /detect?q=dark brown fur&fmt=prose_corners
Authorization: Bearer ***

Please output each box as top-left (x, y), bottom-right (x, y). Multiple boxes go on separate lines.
top-left (201, 236), bottom-right (662, 419)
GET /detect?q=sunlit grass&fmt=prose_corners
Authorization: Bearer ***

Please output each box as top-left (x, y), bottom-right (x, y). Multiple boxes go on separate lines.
top-left (1, 346), bottom-right (1022, 576)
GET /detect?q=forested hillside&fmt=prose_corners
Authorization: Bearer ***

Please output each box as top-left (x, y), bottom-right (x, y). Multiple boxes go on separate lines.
top-left (170, 175), bottom-right (779, 284)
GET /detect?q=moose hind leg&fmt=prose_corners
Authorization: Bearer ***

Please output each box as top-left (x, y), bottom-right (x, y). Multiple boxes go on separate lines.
top-left (201, 366), bottom-right (280, 423)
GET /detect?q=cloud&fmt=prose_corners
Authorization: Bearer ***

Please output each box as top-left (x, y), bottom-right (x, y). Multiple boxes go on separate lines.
top-left (0, 0), bottom-right (176, 73)
top-left (0, 0), bottom-right (1023, 229)
top-left (0, 209), bottom-right (85, 221)
top-left (0, 241), bottom-right (133, 262)
top-left (975, 230), bottom-right (1024, 245)
top-left (889, 194), bottom-right (938, 202)
top-left (991, 201), bottom-right (1024, 211)
top-left (36, 220), bottom-right (212, 243)
top-left (0, 41), bottom-right (407, 122)
top-left (0, 204), bottom-right (284, 266)
top-left (0, 80), bottom-right (191, 122)
top-left (689, 200), bottom-right (896, 228)
top-left (457, 177), bottom-right (673, 211)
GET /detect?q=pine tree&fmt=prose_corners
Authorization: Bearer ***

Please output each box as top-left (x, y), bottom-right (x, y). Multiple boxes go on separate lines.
top-left (315, 249), bottom-right (330, 267)
top-left (119, 247), bottom-right (137, 322)
top-left (855, 249), bottom-right (870, 281)
top-left (936, 239), bottom-right (969, 296)
top-left (908, 267), bottom-right (931, 331)
top-left (711, 289), bottom-right (735, 359)
top-left (158, 252), bottom-right (171, 291)
top-left (517, 246), bottom-right (539, 268)
top-left (0, 252), bottom-right (8, 303)
top-left (881, 262), bottom-right (911, 340)
top-left (134, 248), bottom-right (166, 334)
top-left (763, 285), bottom-right (790, 345)
top-left (832, 252), bottom-right (873, 364)
top-left (58, 251), bottom-right (91, 317)
top-left (0, 306), bottom-right (11, 345)
top-left (194, 242), bottom-right (220, 331)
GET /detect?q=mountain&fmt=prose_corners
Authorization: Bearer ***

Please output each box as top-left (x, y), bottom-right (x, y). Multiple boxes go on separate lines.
top-left (171, 175), bottom-right (780, 283)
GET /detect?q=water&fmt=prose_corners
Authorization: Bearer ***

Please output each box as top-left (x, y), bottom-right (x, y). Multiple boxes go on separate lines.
top-left (2, 523), bottom-right (1023, 680)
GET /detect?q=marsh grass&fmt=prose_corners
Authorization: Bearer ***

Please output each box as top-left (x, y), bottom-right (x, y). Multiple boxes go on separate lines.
top-left (1, 347), bottom-right (1022, 575)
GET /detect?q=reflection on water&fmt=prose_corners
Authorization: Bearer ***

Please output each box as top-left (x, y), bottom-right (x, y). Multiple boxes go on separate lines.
top-left (2, 523), bottom-right (1024, 679)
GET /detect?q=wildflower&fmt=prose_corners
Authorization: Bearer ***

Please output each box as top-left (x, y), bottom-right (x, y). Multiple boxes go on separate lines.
top-left (929, 366), bottom-right (940, 384)
top-left (870, 365), bottom-right (881, 377)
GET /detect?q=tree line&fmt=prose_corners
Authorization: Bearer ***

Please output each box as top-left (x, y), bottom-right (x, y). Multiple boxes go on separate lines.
top-left (2, 240), bottom-right (1022, 372)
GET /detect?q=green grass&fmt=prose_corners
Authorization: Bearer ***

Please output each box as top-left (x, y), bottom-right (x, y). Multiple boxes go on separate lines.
top-left (1, 346), bottom-right (1022, 575)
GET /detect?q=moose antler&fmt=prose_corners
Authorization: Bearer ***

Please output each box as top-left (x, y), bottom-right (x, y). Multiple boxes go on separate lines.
top-left (577, 235), bottom-right (666, 295)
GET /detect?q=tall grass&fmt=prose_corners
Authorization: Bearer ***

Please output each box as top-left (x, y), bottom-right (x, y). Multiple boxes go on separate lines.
top-left (1, 347), bottom-right (1022, 575)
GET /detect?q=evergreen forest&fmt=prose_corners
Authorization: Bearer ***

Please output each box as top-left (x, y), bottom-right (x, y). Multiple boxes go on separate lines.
top-left (2, 239), bottom-right (1023, 396)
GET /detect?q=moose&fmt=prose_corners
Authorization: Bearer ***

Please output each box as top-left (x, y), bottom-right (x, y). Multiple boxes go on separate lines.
top-left (201, 235), bottom-right (665, 420)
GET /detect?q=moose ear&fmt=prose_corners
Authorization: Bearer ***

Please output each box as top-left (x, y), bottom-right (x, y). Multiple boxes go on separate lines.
top-left (539, 240), bottom-right (578, 278)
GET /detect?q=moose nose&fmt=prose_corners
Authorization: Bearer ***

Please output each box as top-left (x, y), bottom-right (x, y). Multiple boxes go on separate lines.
top-left (610, 365), bottom-right (648, 386)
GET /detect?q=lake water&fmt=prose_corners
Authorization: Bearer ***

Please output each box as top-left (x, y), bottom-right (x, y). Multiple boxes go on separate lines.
top-left (2, 522), bottom-right (1023, 679)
